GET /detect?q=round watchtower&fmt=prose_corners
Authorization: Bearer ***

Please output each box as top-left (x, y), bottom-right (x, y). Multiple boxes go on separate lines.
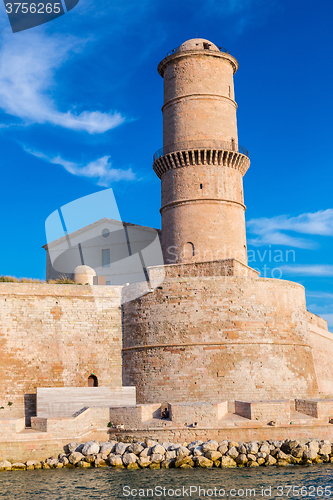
top-left (153, 38), bottom-right (250, 265)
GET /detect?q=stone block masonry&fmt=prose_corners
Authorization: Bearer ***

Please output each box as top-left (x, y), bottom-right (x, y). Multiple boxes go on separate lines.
top-left (123, 273), bottom-right (323, 404)
top-left (0, 283), bottom-right (123, 424)
top-left (235, 400), bottom-right (290, 423)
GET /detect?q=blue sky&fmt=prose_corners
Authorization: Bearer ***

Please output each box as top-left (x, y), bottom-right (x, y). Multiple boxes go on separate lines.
top-left (0, 0), bottom-right (332, 326)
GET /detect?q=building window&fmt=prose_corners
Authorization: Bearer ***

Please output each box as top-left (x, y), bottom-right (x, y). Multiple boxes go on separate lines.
top-left (200, 183), bottom-right (203, 189)
top-left (106, 281), bottom-right (111, 285)
top-left (102, 228), bottom-right (110, 238)
top-left (102, 249), bottom-right (110, 268)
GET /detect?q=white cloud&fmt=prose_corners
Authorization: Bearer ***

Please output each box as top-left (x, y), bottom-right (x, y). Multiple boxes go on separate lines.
top-left (0, 31), bottom-right (125, 133)
top-left (307, 291), bottom-right (333, 300)
top-left (25, 148), bottom-right (136, 186)
top-left (247, 209), bottom-right (333, 248)
top-left (280, 265), bottom-right (333, 277)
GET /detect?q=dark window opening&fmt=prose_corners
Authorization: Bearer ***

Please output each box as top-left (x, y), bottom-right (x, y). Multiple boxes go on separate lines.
top-left (88, 374), bottom-right (98, 387)
top-left (203, 42), bottom-right (211, 50)
top-left (200, 183), bottom-right (203, 189)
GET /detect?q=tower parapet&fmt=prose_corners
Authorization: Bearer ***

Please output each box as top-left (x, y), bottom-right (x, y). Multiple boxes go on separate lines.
top-left (153, 38), bottom-right (250, 265)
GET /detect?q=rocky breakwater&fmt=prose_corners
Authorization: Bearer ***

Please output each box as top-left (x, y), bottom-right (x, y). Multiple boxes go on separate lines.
top-left (0, 439), bottom-right (333, 471)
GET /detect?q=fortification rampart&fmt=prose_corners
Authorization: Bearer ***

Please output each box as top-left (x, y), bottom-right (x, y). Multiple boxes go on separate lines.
top-left (122, 271), bottom-right (323, 403)
top-left (0, 283), bottom-right (123, 424)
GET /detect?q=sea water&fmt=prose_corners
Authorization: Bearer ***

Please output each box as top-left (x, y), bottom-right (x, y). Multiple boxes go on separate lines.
top-left (0, 464), bottom-right (333, 500)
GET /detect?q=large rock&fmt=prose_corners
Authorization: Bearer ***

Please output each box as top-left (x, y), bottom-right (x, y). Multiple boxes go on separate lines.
top-left (140, 447), bottom-right (152, 458)
top-left (127, 463), bottom-right (140, 470)
top-left (260, 444), bottom-right (270, 455)
top-left (82, 441), bottom-right (100, 456)
top-left (161, 459), bottom-right (175, 469)
top-left (65, 442), bottom-right (81, 453)
top-left (196, 456), bottom-right (213, 468)
top-left (193, 446), bottom-right (204, 457)
top-left (319, 442), bottom-right (331, 456)
top-left (307, 440), bottom-right (320, 454)
top-left (11, 463), bottom-right (26, 470)
top-left (205, 451), bottom-right (222, 461)
top-left (281, 440), bottom-right (298, 454)
top-left (229, 441), bottom-right (239, 448)
top-left (247, 461), bottom-right (259, 467)
top-left (100, 441), bottom-right (117, 455)
top-left (77, 460), bottom-right (91, 468)
top-left (46, 458), bottom-right (62, 468)
top-left (277, 450), bottom-right (290, 461)
top-left (176, 446), bottom-right (190, 458)
top-left (128, 443), bottom-right (145, 455)
top-left (246, 442), bottom-right (259, 454)
top-left (26, 460), bottom-right (42, 470)
top-left (95, 457), bottom-right (108, 467)
top-left (165, 450), bottom-right (177, 460)
top-left (68, 452), bottom-right (84, 465)
top-left (304, 448), bottom-right (318, 460)
top-left (292, 445), bottom-right (306, 458)
top-left (145, 439), bottom-right (159, 448)
top-left (187, 441), bottom-right (203, 451)
top-left (151, 444), bottom-right (166, 455)
top-left (202, 440), bottom-right (219, 452)
top-left (235, 454), bottom-right (248, 465)
top-left (109, 455), bottom-right (124, 468)
top-left (238, 444), bottom-right (247, 454)
top-left (0, 460), bottom-right (12, 471)
top-left (161, 442), bottom-right (174, 451)
top-left (116, 442), bottom-right (130, 455)
top-left (138, 457), bottom-right (151, 468)
top-left (218, 444), bottom-right (229, 455)
top-left (175, 456), bottom-right (194, 468)
top-left (221, 456), bottom-right (237, 468)
top-left (227, 447), bottom-right (239, 459)
top-left (150, 454), bottom-right (164, 463)
top-left (122, 453), bottom-right (138, 466)
top-left (265, 455), bottom-right (277, 466)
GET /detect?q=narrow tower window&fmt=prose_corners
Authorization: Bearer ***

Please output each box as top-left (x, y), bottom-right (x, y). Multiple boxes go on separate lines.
top-left (229, 86), bottom-right (231, 97)
top-left (183, 242), bottom-right (195, 260)
top-left (200, 183), bottom-right (203, 189)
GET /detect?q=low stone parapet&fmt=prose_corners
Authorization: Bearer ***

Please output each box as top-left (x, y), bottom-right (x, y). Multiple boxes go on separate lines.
top-left (235, 400), bottom-right (290, 424)
top-left (295, 399), bottom-right (333, 420)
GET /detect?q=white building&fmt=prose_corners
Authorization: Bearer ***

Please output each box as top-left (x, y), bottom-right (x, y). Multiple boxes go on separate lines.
top-left (43, 217), bottom-right (162, 285)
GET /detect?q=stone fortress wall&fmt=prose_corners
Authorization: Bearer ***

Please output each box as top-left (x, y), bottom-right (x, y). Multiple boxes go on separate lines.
top-left (122, 261), bottom-right (333, 405)
top-left (0, 283), bottom-right (123, 423)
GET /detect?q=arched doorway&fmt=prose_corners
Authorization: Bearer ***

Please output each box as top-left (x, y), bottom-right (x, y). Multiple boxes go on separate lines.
top-left (88, 374), bottom-right (98, 387)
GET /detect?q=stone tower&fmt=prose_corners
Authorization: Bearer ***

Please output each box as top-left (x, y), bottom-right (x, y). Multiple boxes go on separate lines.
top-left (153, 38), bottom-right (250, 265)
top-left (123, 38), bottom-right (320, 406)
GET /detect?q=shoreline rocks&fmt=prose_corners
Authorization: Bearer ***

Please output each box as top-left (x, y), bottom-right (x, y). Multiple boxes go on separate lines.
top-left (1, 438), bottom-right (333, 471)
